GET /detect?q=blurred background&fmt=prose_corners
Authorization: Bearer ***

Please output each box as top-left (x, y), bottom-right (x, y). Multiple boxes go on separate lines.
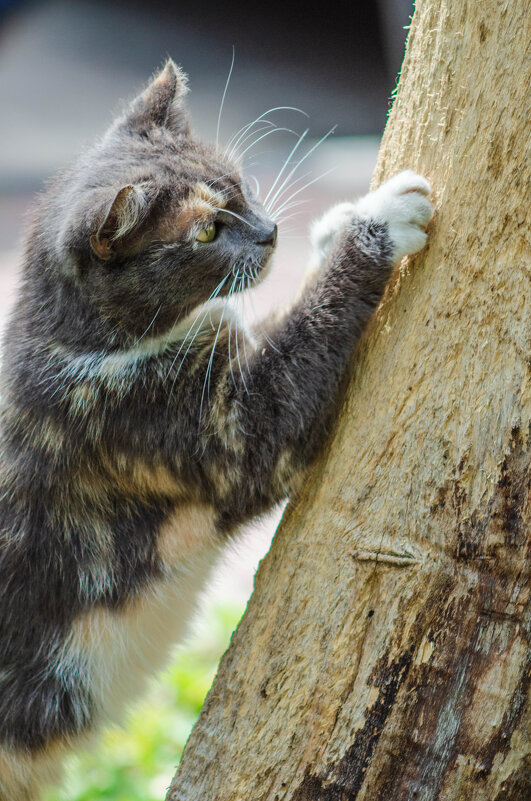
top-left (0, 1), bottom-right (413, 798)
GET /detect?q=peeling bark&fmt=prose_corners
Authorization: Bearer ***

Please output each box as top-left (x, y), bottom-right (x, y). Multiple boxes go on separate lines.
top-left (167, 0), bottom-right (530, 798)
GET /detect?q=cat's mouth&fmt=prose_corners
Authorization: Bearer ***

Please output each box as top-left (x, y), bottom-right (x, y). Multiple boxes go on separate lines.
top-left (220, 236), bottom-right (277, 298)
top-left (245, 248), bottom-right (275, 287)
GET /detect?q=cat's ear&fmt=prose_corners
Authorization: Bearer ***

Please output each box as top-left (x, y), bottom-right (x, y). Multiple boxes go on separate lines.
top-left (90, 184), bottom-right (152, 260)
top-left (122, 59), bottom-right (189, 135)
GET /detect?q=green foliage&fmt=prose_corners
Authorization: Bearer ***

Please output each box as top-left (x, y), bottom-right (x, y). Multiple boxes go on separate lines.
top-left (44, 601), bottom-right (243, 801)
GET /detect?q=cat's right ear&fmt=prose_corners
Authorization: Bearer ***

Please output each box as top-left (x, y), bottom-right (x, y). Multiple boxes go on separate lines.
top-left (121, 59), bottom-right (189, 135)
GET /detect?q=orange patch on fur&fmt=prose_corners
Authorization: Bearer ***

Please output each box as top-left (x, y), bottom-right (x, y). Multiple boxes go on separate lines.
top-left (95, 453), bottom-right (189, 501)
top-left (161, 182), bottom-right (228, 240)
top-left (190, 182), bottom-right (225, 206)
top-left (157, 503), bottom-right (217, 566)
top-left (128, 458), bottom-right (188, 499)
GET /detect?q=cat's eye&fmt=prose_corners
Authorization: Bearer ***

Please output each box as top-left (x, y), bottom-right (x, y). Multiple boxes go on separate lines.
top-left (196, 222), bottom-right (216, 243)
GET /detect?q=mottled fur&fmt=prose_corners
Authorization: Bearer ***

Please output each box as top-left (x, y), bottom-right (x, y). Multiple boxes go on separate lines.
top-left (0, 60), bottom-right (432, 798)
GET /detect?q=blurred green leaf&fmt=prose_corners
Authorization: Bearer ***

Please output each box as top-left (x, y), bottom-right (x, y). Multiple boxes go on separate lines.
top-left (44, 600), bottom-right (243, 801)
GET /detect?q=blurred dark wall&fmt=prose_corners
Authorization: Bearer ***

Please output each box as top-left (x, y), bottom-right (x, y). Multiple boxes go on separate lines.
top-left (0, 0), bottom-right (413, 196)
top-left (0, 0), bottom-right (413, 133)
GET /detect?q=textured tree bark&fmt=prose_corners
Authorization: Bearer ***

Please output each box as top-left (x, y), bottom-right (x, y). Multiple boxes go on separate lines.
top-left (167, 0), bottom-right (530, 798)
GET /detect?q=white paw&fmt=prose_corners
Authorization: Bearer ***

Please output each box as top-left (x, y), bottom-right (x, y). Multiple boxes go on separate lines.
top-left (308, 201), bottom-right (357, 273)
top-left (355, 170), bottom-right (433, 262)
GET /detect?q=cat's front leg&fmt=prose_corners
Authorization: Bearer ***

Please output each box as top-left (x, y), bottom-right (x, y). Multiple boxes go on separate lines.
top-left (308, 170), bottom-right (432, 274)
top-left (307, 201), bottom-right (358, 275)
top-left (207, 171), bottom-right (433, 529)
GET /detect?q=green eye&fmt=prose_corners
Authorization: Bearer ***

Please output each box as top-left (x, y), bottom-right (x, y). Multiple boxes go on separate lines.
top-left (196, 222), bottom-right (216, 243)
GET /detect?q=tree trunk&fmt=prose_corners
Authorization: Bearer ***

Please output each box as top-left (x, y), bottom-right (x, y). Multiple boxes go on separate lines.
top-left (167, 0), bottom-right (530, 798)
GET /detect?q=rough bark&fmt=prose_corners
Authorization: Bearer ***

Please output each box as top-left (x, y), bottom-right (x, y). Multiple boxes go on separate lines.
top-left (167, 1), bottom-right (530, 798)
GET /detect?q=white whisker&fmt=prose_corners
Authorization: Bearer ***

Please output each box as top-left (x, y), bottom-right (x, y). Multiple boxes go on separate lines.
top-left (271, 199), bottom-right (310, 218)
top-left (221, 208), bottom-right (259, 228)
top-left (165, 272), bottom-right (230, 384)
top-left (133, 305), bottom-right (162, 346)
top-left (233, 294), bottom-right (248, 395)
top-left (263, 129), bottom-right (309, 207)
top-left (265, 127), bottom-right (337, 214)
top-left (199, 295), bottom-right (230, 426)
top-left (230, 127), bottom-right (298, 164)
top-left (227, 317), bottom-right (239, 392)
top-left (271, 168), bottom-right (336, 218)
top-left (216, 46), bottom-right (235, 150)
top-left (238, 272), bottom-right (251, 376)
top-left (229, 121), bottom-right (276, 156)
top-left (263, 169), bottom-right (312, 212)
top-left (225, 119), bottom-right (274, 159)
top-left (224, 106), bottom-right (308, 158)
top-left (216, 181), bottom-right (241, 199)
top-left (275, 211), bottom-right (306, 227)
top-left (249, 174), bottom-right (260, 195)
top-left (246, 267), bottom-right (281, 353)
top-left (206, 171), bottom-right (232, 187)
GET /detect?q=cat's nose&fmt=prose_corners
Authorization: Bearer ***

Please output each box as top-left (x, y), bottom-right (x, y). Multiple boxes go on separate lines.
top-left (256, 223), bottom-right (278, 248)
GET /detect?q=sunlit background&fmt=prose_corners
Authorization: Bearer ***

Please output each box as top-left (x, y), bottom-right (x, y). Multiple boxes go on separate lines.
top-left (0, 1), bottom-right (413, 798)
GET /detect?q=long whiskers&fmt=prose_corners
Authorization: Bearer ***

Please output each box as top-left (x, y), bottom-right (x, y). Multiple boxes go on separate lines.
top-left (224, 106), bottom-right (308, 160)
top-left (227, 316), bottom-right (239, 392)
top-left (248, 174), bottom-right (260, 195)
top-left (263, 168), bottom-right (313, 211)
top-left (229, 126), bottom-right (299, 165)
top-left (232, 285), bottom-right (248, 396)
top-left (206, 172), bottom-right (233, 188)
top-left (262, 129), bottom-right (309, 207)
top-left (198, 271), bottom-right (239, 425)
top-left (275, 210), bottom-right (307, 228)
top-left (165, 271), bottom-right (231, 385)
top-left (244, 267), bottom-right (280, 353)
top-left (221, 208), bottom-right (259, 228)
top-left (237, 271), bottom-right (252, 376)
top-left (264, 126), bottom-right (337, 215)
top-left (228, 121), bottom-right (276, 156)
top-left (270, 168), bottom-right (336, 220)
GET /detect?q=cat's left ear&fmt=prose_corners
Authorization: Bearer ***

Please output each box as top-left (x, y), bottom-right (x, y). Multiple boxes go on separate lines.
top-left (122, 59), bottom-right (189, 135)
top-left (90, 184), bottom-right (153, 260)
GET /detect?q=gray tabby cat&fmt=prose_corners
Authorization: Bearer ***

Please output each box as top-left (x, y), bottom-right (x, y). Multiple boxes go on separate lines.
top-left (0, 60), bottom-right (433, 799)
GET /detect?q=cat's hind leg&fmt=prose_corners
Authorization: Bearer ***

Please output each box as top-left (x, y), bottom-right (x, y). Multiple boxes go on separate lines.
top-left (0, 743), bottom-right (66, 801)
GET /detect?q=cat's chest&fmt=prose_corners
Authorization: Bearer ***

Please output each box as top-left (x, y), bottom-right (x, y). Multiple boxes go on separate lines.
top-left (71, 502), bottom-right (220, 723)
top-left (156, 503), bottom-right (219, 568)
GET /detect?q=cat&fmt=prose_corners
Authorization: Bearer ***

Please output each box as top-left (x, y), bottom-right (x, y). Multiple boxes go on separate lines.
top-left (0, 59), bottom-right (433, 799)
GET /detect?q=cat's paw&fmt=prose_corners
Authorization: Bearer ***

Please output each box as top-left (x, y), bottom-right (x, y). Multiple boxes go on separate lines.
top-left (308, 201), bottom-right (357, 272)
top-left (355, 170), bottom-right (433, 262)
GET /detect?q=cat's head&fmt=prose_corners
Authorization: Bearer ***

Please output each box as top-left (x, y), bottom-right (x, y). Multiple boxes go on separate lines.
top-left (46, 60), bottom-right (277, 341)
